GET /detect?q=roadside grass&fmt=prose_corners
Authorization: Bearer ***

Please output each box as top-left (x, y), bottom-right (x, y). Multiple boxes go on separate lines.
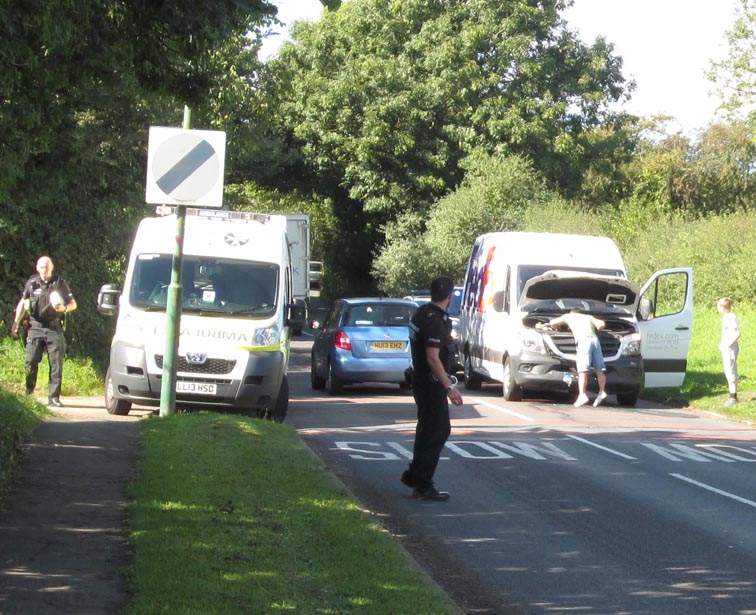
top-left (127, 413), bottom-right (457, 615)
top-left (0, 390), bottom-right (49, 504)
top-left (642, 306), bottom-right (756, 424)
top-left (0, 336), bottom-right (103, 397)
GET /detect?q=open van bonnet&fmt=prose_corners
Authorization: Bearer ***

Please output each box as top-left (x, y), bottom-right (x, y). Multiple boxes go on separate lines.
top-left (519, 270), bottom-right (639, 310)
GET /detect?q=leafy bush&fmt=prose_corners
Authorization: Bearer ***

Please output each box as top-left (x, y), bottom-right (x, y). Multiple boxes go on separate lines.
top-left (373, 151), bottom-right (554, 294)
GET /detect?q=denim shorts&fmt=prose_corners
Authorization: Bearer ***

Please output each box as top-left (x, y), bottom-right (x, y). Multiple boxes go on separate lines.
top-left (576, 337), bottom-right (606, 373)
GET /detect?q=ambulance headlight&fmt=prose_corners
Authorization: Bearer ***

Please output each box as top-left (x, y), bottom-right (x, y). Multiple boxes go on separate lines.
top-left (254, 324), bottom-right (281, 347)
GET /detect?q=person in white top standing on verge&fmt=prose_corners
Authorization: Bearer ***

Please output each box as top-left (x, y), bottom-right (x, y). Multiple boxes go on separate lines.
top-left (539, 308), bottom-right (608, 407)
top-left (717, 297), bottom-right (741, 407)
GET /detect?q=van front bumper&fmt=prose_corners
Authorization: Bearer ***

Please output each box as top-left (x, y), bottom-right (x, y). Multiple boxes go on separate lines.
top-left (510, 351), bottom-right (642, 395)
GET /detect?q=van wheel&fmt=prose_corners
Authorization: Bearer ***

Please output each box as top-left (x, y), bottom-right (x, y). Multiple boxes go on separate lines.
top-left (326, 362), bottom-right (343, 395)
top-left (268, 376), bottom-right (289, 422)
top-left (463, 354), bottom-right (482, 390)
top-left (502, 357), bottom-right (523, 401)
top-left (104, 367), bottom-right (131, 416)
top-left (617, 391), bottom-right (638, 407)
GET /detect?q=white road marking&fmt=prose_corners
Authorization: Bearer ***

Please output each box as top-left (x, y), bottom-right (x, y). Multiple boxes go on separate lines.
top-left (566, 434), bottom-right (637, 460)
top-left (670, 473), bottom-right (756, 508)
top-left (472, 397), bottom-right (535, 422)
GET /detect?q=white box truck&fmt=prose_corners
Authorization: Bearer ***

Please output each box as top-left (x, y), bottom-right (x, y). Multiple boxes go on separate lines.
top-left (97, 208), bottom-right (306, 420)
top-left (458, 232), bottom-right (693, 406)
top-left (284, 214), bottom-right (310, 335)
top-left (285, 214), bottom-right (310, 303)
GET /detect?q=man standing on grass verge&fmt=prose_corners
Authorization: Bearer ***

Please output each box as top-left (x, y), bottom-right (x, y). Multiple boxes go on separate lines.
top-left (401, 276), bottom-right (463, 502)
top-left (717, 297), bottom-right (740, 407)
top-left (11, 256), bottom-right (77, 407)
top-left (539, 308), bottom-right (608, 408)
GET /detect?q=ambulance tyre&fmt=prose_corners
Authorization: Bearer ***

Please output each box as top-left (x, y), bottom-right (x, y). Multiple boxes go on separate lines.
top-left (105, 367), bottom-right (131, 416)
top-left (269, 376), bottom-right (289, 423)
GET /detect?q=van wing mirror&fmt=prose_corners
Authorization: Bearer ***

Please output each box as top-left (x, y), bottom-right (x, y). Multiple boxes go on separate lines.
top-left (492, 290), bottom-right (505, 312)
top-left (638, 297), bottom-right (655, 321)
top-left (287, 298), bottom-right (308, 330)
top-left (97, 283), bottom-right (120, 316)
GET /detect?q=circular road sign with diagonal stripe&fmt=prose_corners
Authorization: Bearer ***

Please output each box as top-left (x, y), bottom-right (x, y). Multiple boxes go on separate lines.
top-left (145, 127), bottom-right (226, 207)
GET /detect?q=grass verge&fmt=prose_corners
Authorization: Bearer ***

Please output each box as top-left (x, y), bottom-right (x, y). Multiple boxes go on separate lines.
top-left (0, 390), bottom-right (49, 504)
top-left (127, 413), bottom-right (457, 615)
top-left (642, 306), bottom-right (756, 424)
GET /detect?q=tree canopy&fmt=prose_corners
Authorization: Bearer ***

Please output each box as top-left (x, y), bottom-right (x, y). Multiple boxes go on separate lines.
top-left (254, 0), bottom-right (637, 293)
top-left (0, 0), bottom-right (276, 359)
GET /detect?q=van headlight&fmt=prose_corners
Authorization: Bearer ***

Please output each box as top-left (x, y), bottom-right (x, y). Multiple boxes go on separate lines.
top-left (521, 328), bottom-right (546, 354)
top-left (622, 332), bottom-right (642, 356)
top-left (254, 324), bottom-right (281, 347)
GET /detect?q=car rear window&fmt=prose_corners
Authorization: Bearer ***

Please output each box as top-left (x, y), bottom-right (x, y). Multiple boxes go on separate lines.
top-left (344, 304), bottom-right (415, 326)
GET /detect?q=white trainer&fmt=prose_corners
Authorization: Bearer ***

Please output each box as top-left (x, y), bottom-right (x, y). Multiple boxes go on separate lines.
top-left (593, 390), bottom-right (608, 407)
top-left (574, 394), bottom-right (589, 408)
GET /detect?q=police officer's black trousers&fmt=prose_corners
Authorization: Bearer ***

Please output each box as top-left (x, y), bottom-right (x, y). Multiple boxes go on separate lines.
top-left (409, 384), bottom-right (451, 492)
top-left (25, 328), bottom-right (65, 398)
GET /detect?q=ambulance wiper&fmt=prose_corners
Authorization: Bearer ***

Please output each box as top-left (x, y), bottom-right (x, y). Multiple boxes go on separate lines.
top-left (231, 307), bottom-right (271, 315)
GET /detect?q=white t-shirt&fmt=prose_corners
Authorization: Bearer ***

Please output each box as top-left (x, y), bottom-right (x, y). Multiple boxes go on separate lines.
top-left (720, 311), bottom-right (740, 351)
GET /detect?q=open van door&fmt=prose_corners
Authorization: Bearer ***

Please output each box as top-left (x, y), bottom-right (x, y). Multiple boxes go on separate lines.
top-left (636, 268), bottom-right (693, 388)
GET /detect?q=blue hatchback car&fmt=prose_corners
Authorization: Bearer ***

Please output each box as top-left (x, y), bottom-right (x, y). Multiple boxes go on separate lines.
top-left (310, 298), bottom-right (418, 394)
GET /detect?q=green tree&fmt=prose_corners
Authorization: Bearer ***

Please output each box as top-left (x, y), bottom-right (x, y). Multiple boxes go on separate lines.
top-left (708, 0), bottom-right (756, 117)
top-left (260, 0), bottom-right (634, 293)
top-left (0, 0), bottom-right (276, 360)
top-left (373, 151), bottom-right (555, 294)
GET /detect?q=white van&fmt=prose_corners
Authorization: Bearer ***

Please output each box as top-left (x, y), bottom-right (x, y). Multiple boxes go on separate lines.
top-left (97, 208), bottom-right (306, 420)
top-left (458, 232), bottom-right (693, 406)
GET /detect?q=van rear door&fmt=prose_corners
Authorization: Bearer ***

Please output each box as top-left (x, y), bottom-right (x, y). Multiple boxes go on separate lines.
top-left (636, 268), bottom-right (693, 388)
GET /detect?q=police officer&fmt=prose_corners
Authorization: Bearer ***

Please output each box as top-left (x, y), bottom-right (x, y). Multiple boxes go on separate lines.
top-left (400, 276), bottom-right (463, 501)
top-left (11, 256), bottom-right (77, 407)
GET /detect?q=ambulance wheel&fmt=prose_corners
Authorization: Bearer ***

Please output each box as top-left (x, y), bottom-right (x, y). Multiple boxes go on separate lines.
top-left (268, 376), bottom-right (289, 423)
top-left (104, 368), bottom-right (131, 416)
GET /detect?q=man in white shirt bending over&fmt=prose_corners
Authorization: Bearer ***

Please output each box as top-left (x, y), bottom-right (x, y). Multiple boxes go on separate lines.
top-left (541, 309), bottom-right (608, 408)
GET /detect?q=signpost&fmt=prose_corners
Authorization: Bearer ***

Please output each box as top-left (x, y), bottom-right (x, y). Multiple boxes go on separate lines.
top-left (145, 108), bottom-right (226, 415)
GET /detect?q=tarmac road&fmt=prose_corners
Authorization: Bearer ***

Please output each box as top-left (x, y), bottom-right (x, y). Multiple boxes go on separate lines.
top-left (0, 397), bottom-right (151, 615)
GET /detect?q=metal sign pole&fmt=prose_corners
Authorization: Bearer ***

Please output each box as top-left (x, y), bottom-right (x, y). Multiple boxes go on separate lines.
top-left (159, 106), bottom-right (192, 417)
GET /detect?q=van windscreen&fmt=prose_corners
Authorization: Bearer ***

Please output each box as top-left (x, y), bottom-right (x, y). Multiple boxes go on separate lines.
top-left (130, 254), bottom-right (279, 317)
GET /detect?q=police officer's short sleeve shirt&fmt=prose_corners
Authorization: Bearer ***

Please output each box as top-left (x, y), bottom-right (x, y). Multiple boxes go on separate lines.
top-left (410, 303), bottom-right (451, 378)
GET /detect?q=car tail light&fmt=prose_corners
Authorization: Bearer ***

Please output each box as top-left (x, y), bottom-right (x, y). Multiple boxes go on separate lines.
top-left (335, 329), bottom-right (352, 350)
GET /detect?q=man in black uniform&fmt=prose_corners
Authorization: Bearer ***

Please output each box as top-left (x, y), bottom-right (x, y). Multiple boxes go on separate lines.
top-left (11, 256), bottom-right (77, 407)
top-left (401, 276), bottom-right (463, 501)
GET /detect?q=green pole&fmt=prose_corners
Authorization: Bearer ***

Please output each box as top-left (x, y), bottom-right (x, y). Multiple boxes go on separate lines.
top-left (159, 106), bottom-right (192, 416)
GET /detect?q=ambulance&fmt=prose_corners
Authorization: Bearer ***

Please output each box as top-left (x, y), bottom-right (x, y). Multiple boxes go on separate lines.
top-left (97, 208), bottom-right (306, 420)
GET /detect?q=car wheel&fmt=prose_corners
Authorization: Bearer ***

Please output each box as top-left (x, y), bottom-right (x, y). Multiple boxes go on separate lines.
top-left (502, 357), bottom-right (523, 401)
top-left (104, 367), bottom-right (131, 416)
top-left (311, 354), bottom-right (326, 390)
top-left (616, 391), bottom-right (638, 407)
top-left (326, 362), bottom-right (343, 395)
top-left (463, 353), bottom-right (482, 390)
